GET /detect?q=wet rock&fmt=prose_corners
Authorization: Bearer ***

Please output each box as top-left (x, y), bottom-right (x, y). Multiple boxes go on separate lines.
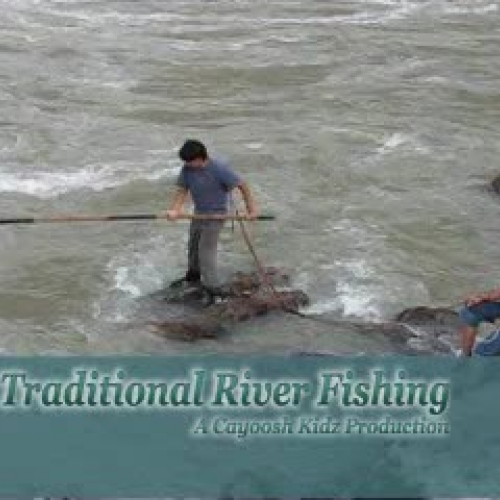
top-left (395, 306), bottom-right (459, 326)
top-left (144, 268), bottom-right (309, 342)
top-left (394, 306), bottom-right (460, 353)
top-left (206, 290), bottom-right (310, 323)
top-left (492, 173), bottom-right (500, 194)
top-left (395, 306), bottom-right (460, 338)
top-left (148, 320), bottom-right (227, 342)
top-left (228, 266), bottom-right (291, 295)
top-left (150, 290), bottom-right (309, 342)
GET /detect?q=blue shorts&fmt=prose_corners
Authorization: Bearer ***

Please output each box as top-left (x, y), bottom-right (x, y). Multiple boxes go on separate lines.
top-left (459, 301), bottom-right (500, 327)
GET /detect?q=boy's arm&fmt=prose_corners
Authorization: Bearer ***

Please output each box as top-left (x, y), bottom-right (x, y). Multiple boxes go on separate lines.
top-left (164, 187), bottom-right (189, 220)
top-left (236, 181), bottom-right (258, 220)
top-left (216, 162), bottom-right (258, 220)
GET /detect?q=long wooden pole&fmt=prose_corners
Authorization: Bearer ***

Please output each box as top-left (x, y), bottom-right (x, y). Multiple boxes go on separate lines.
top-left (0, 213), bottom-right (275, 225)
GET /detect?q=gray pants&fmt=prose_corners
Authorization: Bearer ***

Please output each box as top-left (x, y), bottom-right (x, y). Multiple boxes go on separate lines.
top-left (188, 220), bottom-right (224, 290)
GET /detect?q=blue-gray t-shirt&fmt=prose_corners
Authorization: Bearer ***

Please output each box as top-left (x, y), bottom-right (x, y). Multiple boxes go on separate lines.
top-left (176, 158), bottom-right (242, 214)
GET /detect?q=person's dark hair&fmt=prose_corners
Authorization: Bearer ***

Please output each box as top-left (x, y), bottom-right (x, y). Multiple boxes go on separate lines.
top-left (179, 140), bottom-right (208, 162)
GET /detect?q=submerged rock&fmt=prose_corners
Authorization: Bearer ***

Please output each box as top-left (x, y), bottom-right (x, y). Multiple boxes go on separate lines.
top-left (292, 306), bottom-right (460, 357)
top-left (492, 173), bottom-right (500, 194)
top-left (290, 315), bottom-right (420, 356)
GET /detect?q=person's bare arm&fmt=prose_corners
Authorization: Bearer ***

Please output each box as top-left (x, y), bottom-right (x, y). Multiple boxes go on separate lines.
top-left (466, 287), bottom-right (500, 306)
top-left (236, 182), bottom-right (258, 220)
top-left (165, 187), bottom-right (189, 220)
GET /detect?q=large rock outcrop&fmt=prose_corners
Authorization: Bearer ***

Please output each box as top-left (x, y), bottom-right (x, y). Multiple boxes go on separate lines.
top-left (138, 267), bottom-right (461, 354)
top-left (143, 267), bottom-right (309, 342)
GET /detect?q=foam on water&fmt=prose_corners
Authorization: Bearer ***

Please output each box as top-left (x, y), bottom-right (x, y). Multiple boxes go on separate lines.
top-left (259, 7), bottom-right (419, 27)
top-left (0, 162), bottom-right (179, 198)
top-left (245, 142), bottom-right (264, 150)
top-left (300, 258), bottom-right (382, 319)
top-left (336, 0), bottom-right (427, 25)
top-left (90, 234), bottom-right (177, 328)
top-left (3, 1), bottom-right (188, 28)
top-left (441, 1), bottom-right (498, 15)
top-left (304, 293), bottom-right (381, 319)
top-left (113, 266), bottom-right (143, 298)
top-left (336, 282), bottom-right (382, 319)
top-left (106, 236), bottom-right (173, 298)
top-left (25, 0), bottom-right (424, 33)
top-left (5, 0), bottom-right (497, 37)
top-left (300, 251), bottom-right (431, 322)
top-left (376, 133), bottom-right (430, 155)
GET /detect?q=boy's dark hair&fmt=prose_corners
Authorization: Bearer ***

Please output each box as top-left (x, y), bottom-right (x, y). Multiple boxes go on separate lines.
top-left (179, 140), bottom-right (208, 162)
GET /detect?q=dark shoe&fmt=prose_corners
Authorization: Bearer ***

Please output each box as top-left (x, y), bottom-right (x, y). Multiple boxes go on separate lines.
top-left (185, 269), bottom-right (201, 283)
top-left (169, 270), bottom-right (201, 289)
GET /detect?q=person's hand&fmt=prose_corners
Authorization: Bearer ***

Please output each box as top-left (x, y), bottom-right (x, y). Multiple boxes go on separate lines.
top-left (164, 209), bottom-right (180, 221)
top-left (465, 294), bottom-right (489, 307)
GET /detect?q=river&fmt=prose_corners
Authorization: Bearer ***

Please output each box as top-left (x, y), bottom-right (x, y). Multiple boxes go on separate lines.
top-left (0, 0), bottom-right (498, 354)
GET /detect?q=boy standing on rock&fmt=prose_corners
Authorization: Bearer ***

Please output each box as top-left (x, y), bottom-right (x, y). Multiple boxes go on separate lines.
top-left (165, 139), bottom-right (258, 301)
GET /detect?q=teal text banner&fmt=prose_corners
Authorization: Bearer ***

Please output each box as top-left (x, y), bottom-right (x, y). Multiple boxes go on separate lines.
top-left (0, 355), bottom-right (497, 497)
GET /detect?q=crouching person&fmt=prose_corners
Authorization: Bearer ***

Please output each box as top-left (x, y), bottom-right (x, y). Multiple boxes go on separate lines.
top-left (458, 289), bottom-right (500, 356)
